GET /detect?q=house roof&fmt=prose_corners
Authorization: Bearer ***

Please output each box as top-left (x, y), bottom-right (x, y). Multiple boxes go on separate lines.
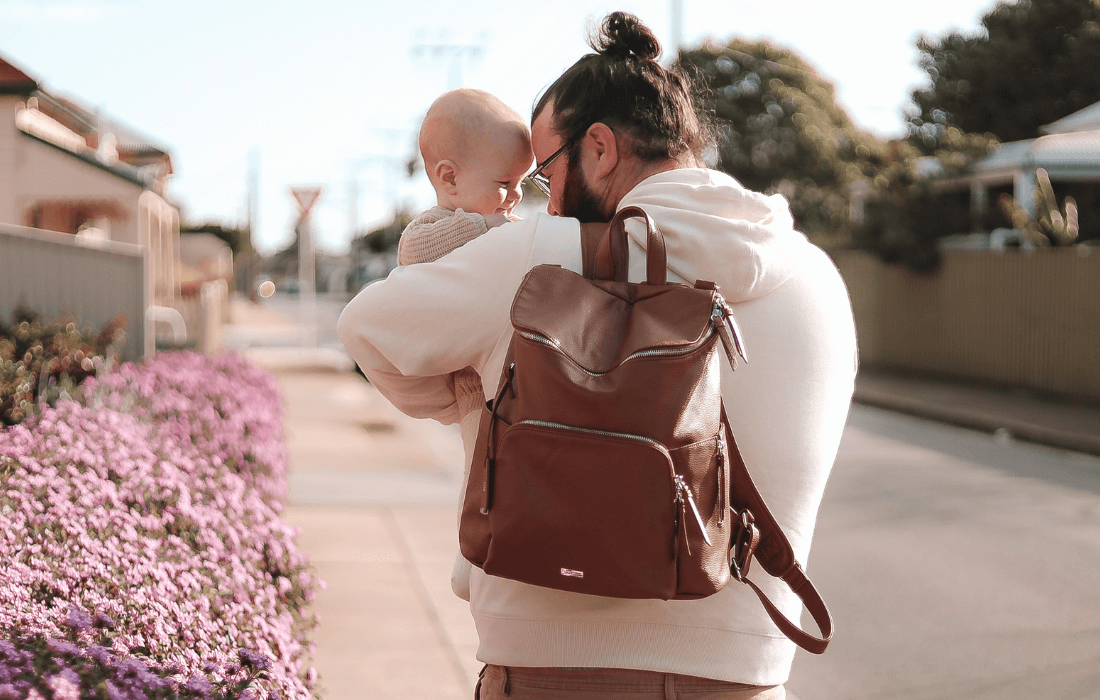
top-left (974, 130), bottom-right (1100, 179)
top-left (0, 55), bottom-right (38, 95)
top-left (973, 140), bottom-right (1035, 175)
top-left (1041, 101), bottom-right (1100, 135)
top-left (1, 52), bottom-right (174, 178)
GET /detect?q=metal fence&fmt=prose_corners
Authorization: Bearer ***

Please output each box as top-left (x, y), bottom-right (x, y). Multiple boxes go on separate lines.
top-left (834, 247), bottom-right (1100, 401)
top-left (0, 223), bottom-right (146, 362)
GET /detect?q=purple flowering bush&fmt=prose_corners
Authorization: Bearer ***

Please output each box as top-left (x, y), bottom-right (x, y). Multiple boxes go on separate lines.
top-left (0, 351), bottom-right (320, 698)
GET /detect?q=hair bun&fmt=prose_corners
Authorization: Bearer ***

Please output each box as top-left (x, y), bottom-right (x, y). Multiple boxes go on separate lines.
top-left (593, 12), bottom-right (661, 61)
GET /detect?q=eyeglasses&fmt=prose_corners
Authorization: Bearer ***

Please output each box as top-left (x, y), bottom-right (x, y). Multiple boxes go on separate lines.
top-left (525, 138), bottom-right (575, 197)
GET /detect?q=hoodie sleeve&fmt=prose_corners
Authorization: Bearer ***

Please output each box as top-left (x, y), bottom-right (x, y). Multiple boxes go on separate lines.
top-left (337, 216), bottom-right (544, 425)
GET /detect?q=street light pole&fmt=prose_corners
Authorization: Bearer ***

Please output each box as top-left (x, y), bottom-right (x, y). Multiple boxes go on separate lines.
top-left (290, 186), bottom-right (323, 347)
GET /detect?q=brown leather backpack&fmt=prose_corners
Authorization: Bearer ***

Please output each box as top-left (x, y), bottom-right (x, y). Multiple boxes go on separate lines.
top-left (459, 206), bottom-right (833, 654)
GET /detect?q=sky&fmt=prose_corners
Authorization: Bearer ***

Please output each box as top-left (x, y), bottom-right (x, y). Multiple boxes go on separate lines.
top-left (0, 0), bottom-right (1000, 255)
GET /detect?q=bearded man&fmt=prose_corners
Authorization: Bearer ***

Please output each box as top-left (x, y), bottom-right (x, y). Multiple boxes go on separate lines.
top-left (339, 12), bottom-right (856, 699)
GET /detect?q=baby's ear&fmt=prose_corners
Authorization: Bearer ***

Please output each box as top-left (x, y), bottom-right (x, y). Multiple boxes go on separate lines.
top-left (435, 160), bottom-right (459, 194)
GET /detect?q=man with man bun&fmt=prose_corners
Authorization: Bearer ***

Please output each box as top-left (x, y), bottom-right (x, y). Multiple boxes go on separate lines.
top-left (340, 12), bottom-right (856, 699)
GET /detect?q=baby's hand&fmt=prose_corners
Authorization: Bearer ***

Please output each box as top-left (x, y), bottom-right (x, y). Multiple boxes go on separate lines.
top-left (485, 213), bottom-right (511, 229)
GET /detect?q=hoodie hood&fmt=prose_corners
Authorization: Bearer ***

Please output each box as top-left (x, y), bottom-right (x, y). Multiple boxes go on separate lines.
top-left (618, 168), bottom-right (807, 303)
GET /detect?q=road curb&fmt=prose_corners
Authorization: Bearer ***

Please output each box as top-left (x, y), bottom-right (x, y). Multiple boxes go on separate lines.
top-left (853, 388), bottom-right (1100, 457)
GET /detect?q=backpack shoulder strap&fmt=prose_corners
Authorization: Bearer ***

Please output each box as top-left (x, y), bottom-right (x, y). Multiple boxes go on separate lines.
top-left (580, 221), bottom-right (610, 280)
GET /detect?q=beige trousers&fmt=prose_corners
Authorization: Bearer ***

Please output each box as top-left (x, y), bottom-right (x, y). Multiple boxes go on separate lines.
top-left (475, 665), bottom-right (785, 700)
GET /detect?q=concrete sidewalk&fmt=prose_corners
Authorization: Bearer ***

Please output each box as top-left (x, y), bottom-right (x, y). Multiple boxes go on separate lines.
top-left (228, 297), bottom-right (480, 699)
top-left (270, 363), bottom-right (480, 699)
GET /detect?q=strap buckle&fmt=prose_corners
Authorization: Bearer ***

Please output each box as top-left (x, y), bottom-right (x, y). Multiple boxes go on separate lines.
top-left (729, 509), bottom-right (758, 582)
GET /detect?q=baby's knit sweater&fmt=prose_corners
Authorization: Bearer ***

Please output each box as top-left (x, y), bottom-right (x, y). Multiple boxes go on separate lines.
top-left (397, 206), bottom-right (487, 419)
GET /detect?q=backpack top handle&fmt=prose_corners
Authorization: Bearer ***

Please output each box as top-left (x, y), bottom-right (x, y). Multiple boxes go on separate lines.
top-left (601, 206), bottom-right (668, 285)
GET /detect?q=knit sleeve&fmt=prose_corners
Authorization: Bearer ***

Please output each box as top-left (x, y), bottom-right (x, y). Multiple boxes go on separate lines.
top-left (398, 208), bottom-right (489, 265)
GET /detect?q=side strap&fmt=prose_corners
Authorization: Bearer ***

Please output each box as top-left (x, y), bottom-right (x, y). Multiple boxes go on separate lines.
top-left (719, 407), bottom-right (833, 654)
top-left (741, 565), bottom-right (833, 655)
top-left (480, 361), bottom-right (514, 515)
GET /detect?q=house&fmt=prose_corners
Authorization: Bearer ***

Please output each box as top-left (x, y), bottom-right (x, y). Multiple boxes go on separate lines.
top-left (941, 101), bottom-right (1100, 241)
top-left (0, 53), bottom-right (182, 357)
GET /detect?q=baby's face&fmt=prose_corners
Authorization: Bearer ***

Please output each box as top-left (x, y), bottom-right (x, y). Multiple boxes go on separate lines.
top-left (453, 133), bottom-right (533, 217)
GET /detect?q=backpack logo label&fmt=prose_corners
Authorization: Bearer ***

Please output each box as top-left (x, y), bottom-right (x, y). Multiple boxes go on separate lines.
top-left (560, 568), bottom-right (584, 578)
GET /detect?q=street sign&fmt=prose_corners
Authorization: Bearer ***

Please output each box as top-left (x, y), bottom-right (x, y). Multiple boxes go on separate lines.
top-left (290, 186), bottom-right (323, 216)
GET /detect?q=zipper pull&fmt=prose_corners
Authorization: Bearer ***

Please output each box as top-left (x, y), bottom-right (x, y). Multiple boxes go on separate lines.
top-left (672, 486), bottom-right (683, 559)
top-left (716, 437), bottom-right (726, 525)
top-left (675, 475), bottom-right (712, 547)
top-left (712, 299), bottom-right (748, 365)
top-left (673, 480), bottom-right (690, 556)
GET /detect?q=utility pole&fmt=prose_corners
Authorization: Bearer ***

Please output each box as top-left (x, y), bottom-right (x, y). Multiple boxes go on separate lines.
top-left (347, 126), bottom-right (417, 243)
top-left (410, 40), bottom-right (484, 91)
top-left (245, 150), bottom-right (260, 300)
top-left (670, 0), bottom-right (684, 60)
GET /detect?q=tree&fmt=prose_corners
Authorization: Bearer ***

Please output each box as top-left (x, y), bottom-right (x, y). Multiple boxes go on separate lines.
top-left (677, 38), bottom-right (882, 244)
top-left (908, 0), bottom-right (1100, 149)
top-left (358, 212), bottom-right (412, 254)
top-left (851, 127), bottom-right (998, 272)
top-left (180, 222), bottom-right (250, 256)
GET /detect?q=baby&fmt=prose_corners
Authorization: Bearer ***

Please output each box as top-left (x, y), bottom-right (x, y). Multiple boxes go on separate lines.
top-left (398, 88), bottom-right (533, 439)
top-left (398, 88), bottom-right (533, 599)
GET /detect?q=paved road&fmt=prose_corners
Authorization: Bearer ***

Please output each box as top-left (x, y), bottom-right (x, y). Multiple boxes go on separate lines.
top-left (787, 405), bottom-right (1100, 700)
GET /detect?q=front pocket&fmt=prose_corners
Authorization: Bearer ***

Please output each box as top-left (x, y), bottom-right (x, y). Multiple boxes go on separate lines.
top-left (482, 421), bottom-right (679, 600)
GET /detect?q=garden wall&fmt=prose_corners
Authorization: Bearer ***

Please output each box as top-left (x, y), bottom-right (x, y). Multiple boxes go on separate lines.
top-left (0, 223), bottom-right (146, 361)
top-left (834, 247), bottom-right (1100, 401)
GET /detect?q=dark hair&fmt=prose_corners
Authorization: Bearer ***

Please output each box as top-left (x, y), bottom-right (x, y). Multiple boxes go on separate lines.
top-left (533, 12), bottom-right (715, 164)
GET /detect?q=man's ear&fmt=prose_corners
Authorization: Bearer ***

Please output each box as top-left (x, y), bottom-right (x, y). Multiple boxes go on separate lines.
top-left (584, 123), bottom-right (619, 181)
top-left (435, 160), bottom-right (459, 195)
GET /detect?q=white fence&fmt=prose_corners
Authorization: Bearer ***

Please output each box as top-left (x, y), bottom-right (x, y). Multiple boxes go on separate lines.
top-left (0, 222), bottom-right (147, 362)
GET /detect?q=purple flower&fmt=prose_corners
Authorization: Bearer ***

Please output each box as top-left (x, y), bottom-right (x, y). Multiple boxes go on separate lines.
top-left (93, 612), bottom-right (116, 630)
top-left (236, 648), bottom-right (271, 671)
top-left (184, 676), bottom-right (212, 696)
top-left (86, 645), bottom-right (115, 666)
top-left (45, 639), bottom-right (81, 658)
top-left (65, 607), bottom-right (92, 631)
top-left (104, 680), bottom-right (129, 700)
top-left (0, 685), bottom-right (18, 700)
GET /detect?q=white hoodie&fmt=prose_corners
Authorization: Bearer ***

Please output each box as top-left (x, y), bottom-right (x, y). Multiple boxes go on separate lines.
top-left (338, 168), bottom-right (857, 685)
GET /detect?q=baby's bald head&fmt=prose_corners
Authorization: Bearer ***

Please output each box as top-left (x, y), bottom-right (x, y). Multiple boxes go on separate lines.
top-left (419, 89), bottom-right (533, 215)
top-left (419, 89), bottom-right (530, 182)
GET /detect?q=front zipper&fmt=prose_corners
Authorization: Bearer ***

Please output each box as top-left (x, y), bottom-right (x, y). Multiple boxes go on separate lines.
top-left (515, 419), bottom-right (670, 456)
top-left (517, 327), bottom-right (715, 378)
